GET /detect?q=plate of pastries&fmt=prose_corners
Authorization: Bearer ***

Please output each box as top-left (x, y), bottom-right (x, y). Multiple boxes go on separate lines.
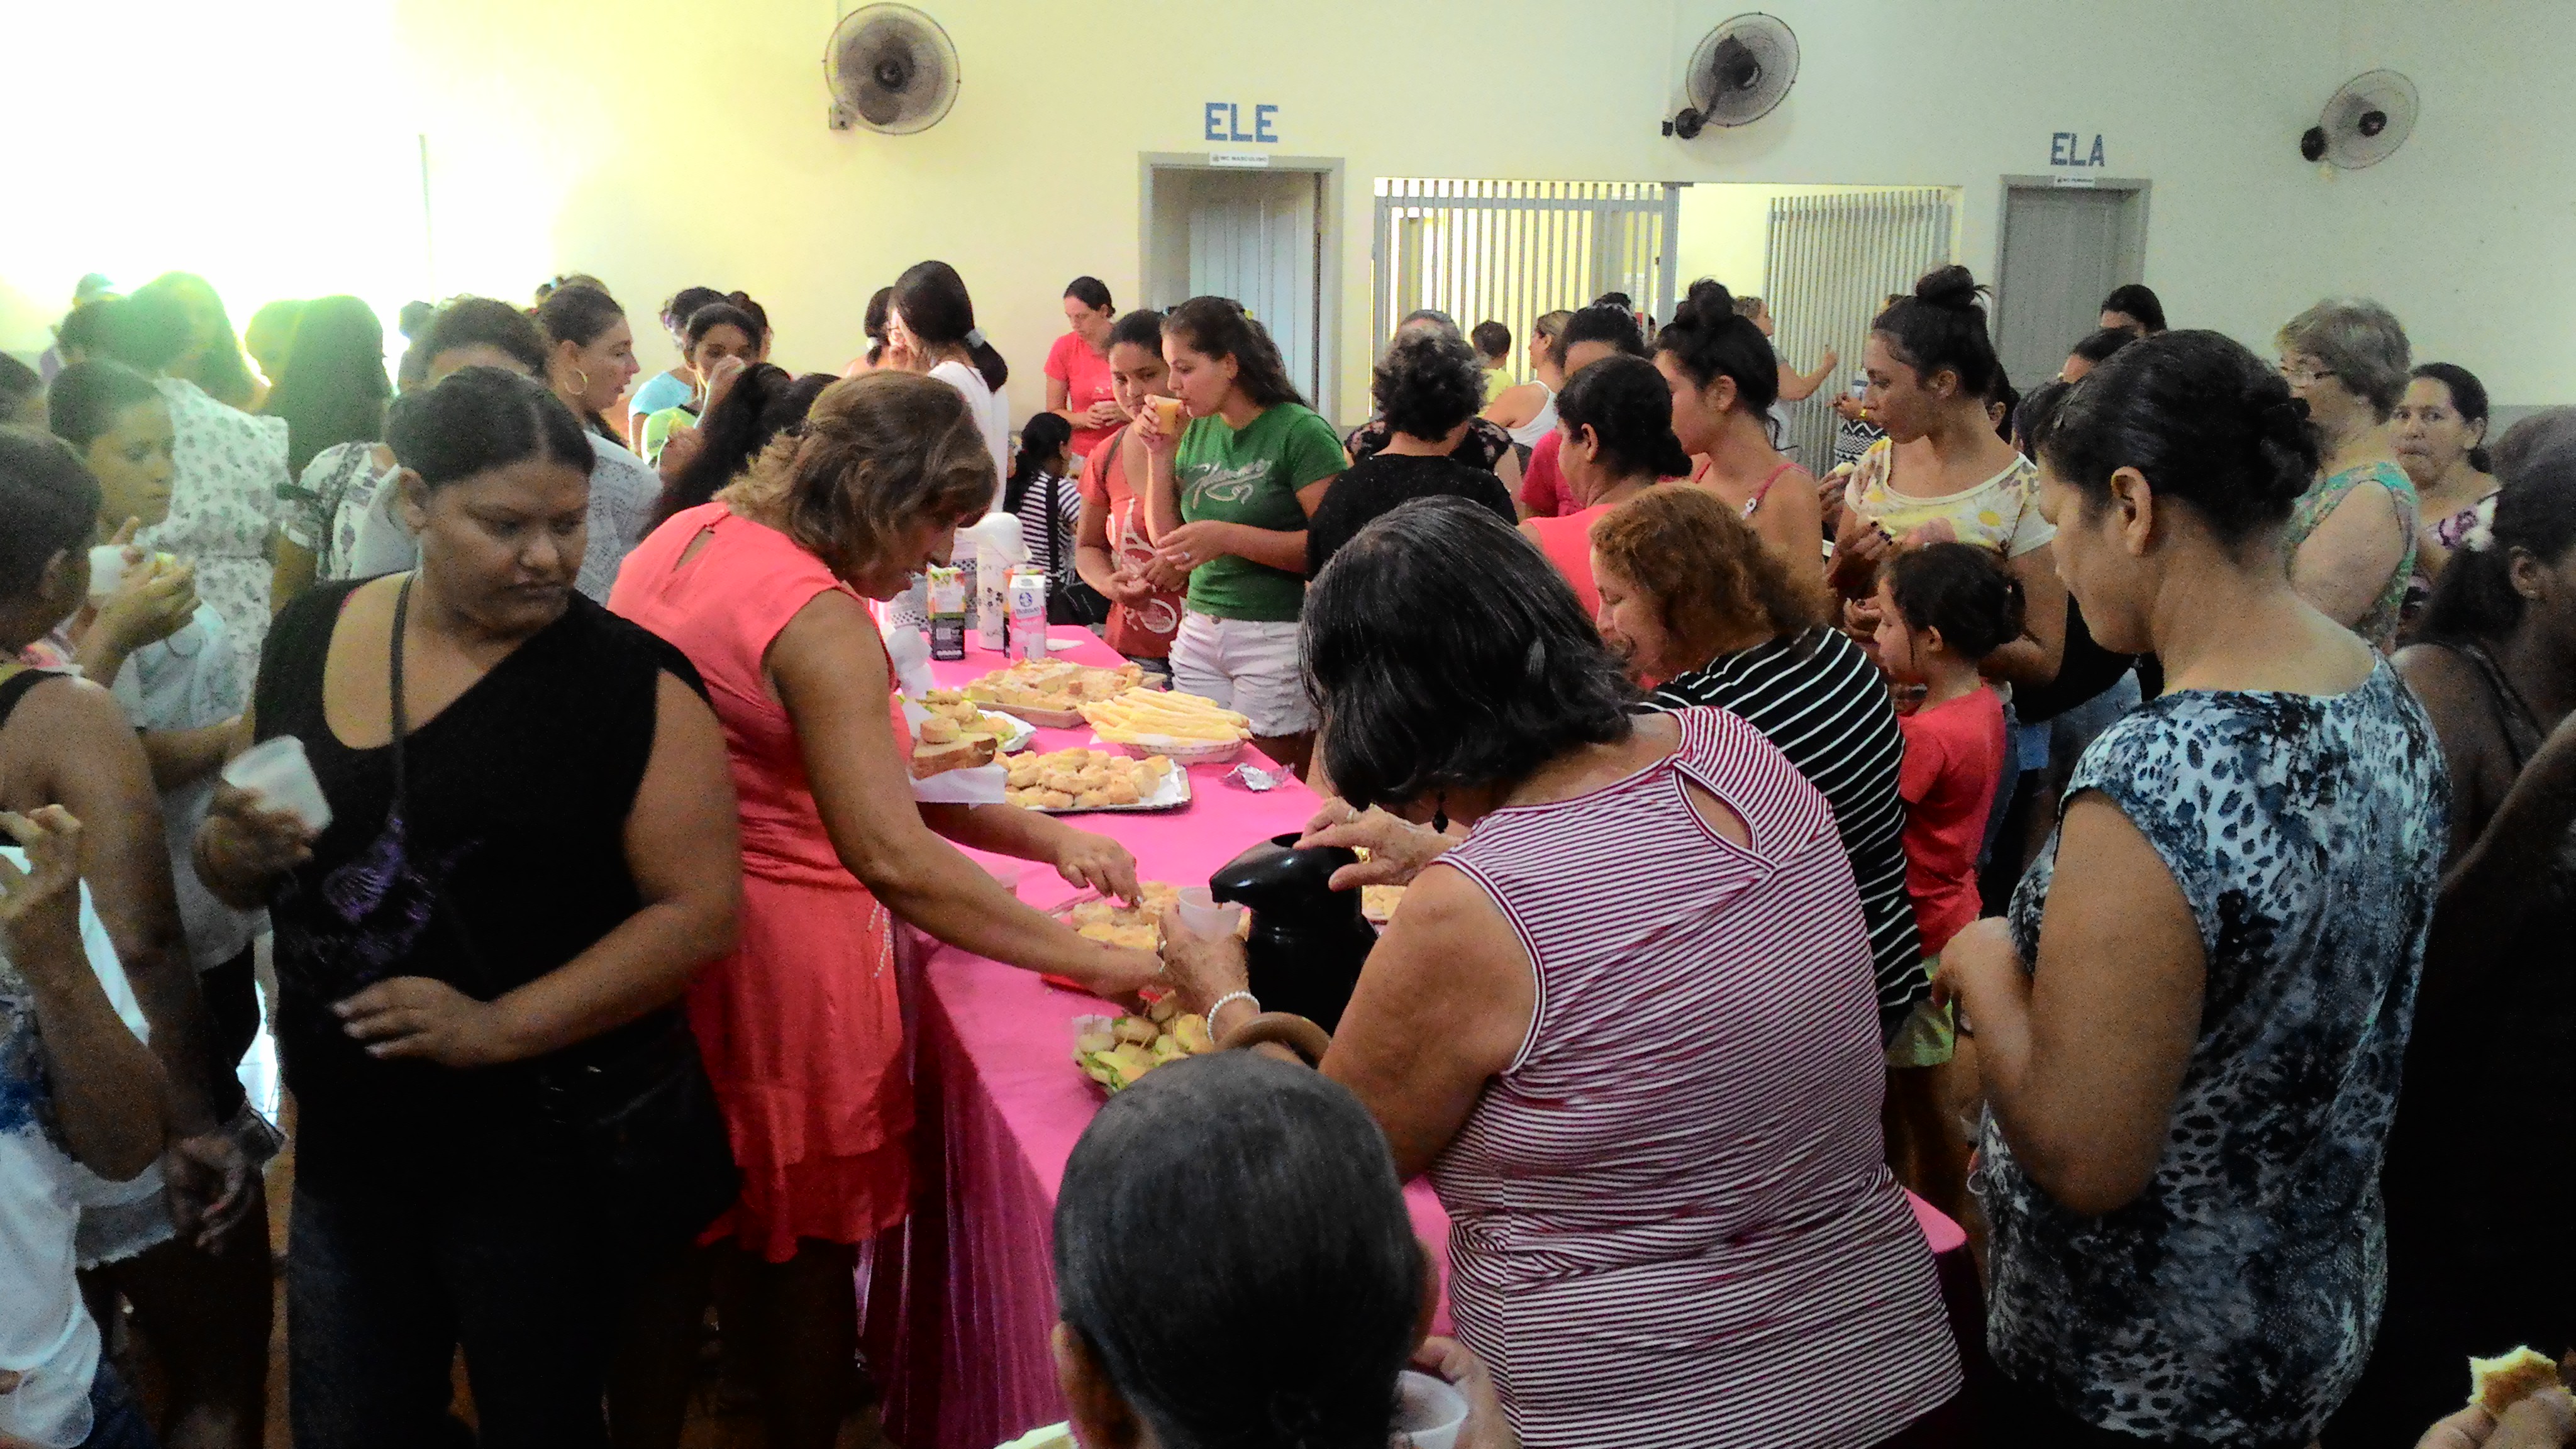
top-left (1004, 748), bottom-right (1187, 813)
top-left (963, 660), bottom-right (1149, 728)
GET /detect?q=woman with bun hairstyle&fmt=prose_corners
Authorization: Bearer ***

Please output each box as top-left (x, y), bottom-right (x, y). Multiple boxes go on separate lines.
top-left (2338, 435), bottom-right (2576, 1446)
top-left (1520, 353), bottom-right (1688, 619)
top-left (2393, 361), bottom-right (2497, 611)
top-left (1047, 275), bottom-right (1126, 460)
top-left (889, 260), bottom-right (1011, 491)
top-left (1832, 267), bottom-right (2065, 689)
top-left (1514, 304), bottom-right (1652, 521)
top-left (1659, 280), bottom-right (1823, 573)
top-left (2277, 297), bottom-right (2420, 652)
top-left (535, 282), bottom-right (641, 445)
top-left (1942, 331), bottom-right (2447, 1448)
top-left (1137, 297), bottom-right (1347, 778)
top-left (627, 286), bottom-right (726, 440)
top-left (1484, 308), bottom-right (1574, 469)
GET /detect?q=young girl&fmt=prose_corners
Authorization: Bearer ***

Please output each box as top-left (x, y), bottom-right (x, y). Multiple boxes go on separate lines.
top-left (1871, 540), bottom-right (2021, 1214)
top-left (1003, 412), bottom-right (1104, 625)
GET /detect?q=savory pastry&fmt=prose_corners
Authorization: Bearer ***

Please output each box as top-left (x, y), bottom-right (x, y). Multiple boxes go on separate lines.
top-left (2468, 1346), bottom-right (2567, 1416)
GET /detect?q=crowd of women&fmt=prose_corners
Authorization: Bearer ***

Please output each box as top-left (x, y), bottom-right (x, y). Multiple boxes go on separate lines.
top-left (0, 252), bottom-right (2567, 1449)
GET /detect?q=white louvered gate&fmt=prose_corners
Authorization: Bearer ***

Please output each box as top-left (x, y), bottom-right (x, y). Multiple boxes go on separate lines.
top-left (1762, 188), bottom-right (1958, 467)
top-left (1371, 179), bottom-right (1682, 382)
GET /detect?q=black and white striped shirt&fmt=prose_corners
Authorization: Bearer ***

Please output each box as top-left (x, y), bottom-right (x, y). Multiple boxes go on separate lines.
top-left (1646, 628), bottom-right (1923, 1039)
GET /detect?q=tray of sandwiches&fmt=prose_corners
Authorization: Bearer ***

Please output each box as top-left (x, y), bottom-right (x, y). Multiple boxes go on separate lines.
top-left (1003, 748), bottom-right (1189, 813)
top-left (961, 659), bottom-right (1152, 729)
top-left (912, 689), bottom-right (1037, 753)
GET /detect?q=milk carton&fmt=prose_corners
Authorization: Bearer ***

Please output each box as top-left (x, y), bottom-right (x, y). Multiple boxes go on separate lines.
top-left (1007, 569), bottom-right (1049, 660)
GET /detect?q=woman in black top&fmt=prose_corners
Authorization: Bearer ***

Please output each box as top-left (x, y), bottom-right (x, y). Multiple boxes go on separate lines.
top-left (1589, 486), bottom-right (1923, 1046)
top-left (194, 369), bottom-right (743, 1449)
top-left (2334, 439), bottom-right (2576, 1446)
top-left (1307, 330), bottom-right (1515, 576)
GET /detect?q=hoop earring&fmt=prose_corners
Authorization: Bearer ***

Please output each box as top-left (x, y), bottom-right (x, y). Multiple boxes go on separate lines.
top-left (571, 367), bottom-right (592, 397)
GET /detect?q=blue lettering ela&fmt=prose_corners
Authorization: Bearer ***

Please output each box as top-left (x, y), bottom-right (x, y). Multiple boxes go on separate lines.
top-left (2051, 132), bottom-right (2107, 167)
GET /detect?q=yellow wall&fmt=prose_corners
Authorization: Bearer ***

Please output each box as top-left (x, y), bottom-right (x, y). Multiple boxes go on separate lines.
top-left (6, 0), bottom-right (2570, 418)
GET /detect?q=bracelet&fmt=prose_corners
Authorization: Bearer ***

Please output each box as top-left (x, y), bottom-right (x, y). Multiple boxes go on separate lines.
top-left (1206, 990), bottom-right (1258, 1030)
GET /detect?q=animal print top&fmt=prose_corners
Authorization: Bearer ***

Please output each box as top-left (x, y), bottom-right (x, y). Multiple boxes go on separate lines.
top-left (1975, 660), bottom-right (2448, 1445)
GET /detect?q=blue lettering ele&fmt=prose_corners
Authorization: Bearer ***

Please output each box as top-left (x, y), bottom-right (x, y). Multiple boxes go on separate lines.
top-left (1204, 102), bottom-right (1226, 142)
top-left (1253, 103), bottom-right (1279, 143)
top-left (2088, 134), bottom-right (2106, 167)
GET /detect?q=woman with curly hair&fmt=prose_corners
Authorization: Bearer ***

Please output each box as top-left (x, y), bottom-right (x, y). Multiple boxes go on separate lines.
top-left (1304, 330), bottom-right (1514, 576)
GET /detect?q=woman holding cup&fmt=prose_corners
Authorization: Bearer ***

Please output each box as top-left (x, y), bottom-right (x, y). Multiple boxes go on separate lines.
top-left (1073, 309), bottom-right (1186, 676)
top-left (192, 367), bottom-right (747, 1449)
top-left (1136, 297), bottom-right (1347, 779)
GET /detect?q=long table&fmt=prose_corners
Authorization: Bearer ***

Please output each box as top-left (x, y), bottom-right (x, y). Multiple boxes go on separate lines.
top-left (868, 631), bottom-right (1973, 1449)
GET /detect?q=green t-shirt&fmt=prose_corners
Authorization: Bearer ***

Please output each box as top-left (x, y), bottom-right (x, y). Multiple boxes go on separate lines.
top-left (1173, 402), bottom-right (1345, 622)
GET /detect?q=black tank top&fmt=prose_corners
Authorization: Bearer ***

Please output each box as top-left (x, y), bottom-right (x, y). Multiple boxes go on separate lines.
top-left (253, 582), bottom-right (705, 1191)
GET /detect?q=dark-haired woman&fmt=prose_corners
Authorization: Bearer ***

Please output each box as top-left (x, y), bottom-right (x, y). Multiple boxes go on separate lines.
top-left (93, 288), bottom-right (293, 701)
top-left (609, 371), bottom-right (1158, 1449)
top-left (1005, 411), bottom-right (1101, 621)
top-left (136, 272), bottom-right (258, 411)
top-left (267, 297), bottom-right (392, 608)
top-left (1521, 353), bottom-right (1687, 618)
top-left (652, 363), bottom-right (836, 526)
top-left (497, 286), bottom-right (657, 597)
top-left (1074, 310), bottom-right (1185, 674)
top-left (1340, 316), bottom-right (1523, 497)
top-left (627, 285), bottom-right (726, 441)
top-left (194, 367), bottom-right (745, 1449)
top-left (637, 301), bottom-right (765, 465)
top-left (1942, 330), bottom-right (2446, 1448)
top-left (1047, 276), bottom-right (1125, 461)
top-left (843, 286), bottom-right (908, 378)
top-left (1661, 280), bottom-right (1823, 573)
top-left (1137, 297), bottom-right (1346, 778)
top-left (891, 260), bottom-right (1011, 489)
top-left (1306, 331), bottom-right (1516, 577)
top-left (2394, 362), bottom-right (2497, 610)
top-left (1050, 1052), bottom-right (1511, 1449)
top-left (1833, 268), bottom-right (2065, 689)
top-left (1514, 306), bottom-right (1650, 520)
top-left (1162, 497), bottom-right (1962, 1448)
top-left (2277, 297), bottom-right (2420, 652)
top-left (2097, 284), bottom-right (2165, 336)
top-left (2336, 445), bottom-right (2576, 1447)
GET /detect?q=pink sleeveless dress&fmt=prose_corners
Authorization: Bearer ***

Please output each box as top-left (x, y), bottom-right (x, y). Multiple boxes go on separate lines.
top-left (1436, 707), bottom-right (1960, 1448)
top-left (609, 502), bottom-right (912, 1262)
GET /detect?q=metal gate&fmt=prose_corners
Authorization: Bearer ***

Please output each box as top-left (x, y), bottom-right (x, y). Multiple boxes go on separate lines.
top-left (1370, 179), bottom-right (1682, 381)
top-left (1763, 187), bottom-right (1958, 466)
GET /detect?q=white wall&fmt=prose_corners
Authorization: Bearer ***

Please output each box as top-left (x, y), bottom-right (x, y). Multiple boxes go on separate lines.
top-left (4, 0), bottom-right (2565, 416)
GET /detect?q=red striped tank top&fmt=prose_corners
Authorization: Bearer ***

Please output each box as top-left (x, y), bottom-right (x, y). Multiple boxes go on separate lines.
top-left (1434, 707), bottom-right (1960, 1448)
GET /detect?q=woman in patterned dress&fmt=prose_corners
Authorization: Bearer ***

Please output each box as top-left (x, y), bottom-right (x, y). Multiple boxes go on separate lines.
top-left (2276, 297), bottom-right (2421, 652)
top-left (1162, 497), bottom-right (1963, 1449)
top-left (1945, 331), bottom-right (2448, 1448)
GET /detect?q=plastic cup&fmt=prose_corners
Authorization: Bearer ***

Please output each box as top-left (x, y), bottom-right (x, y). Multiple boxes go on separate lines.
top-left (87, 545), bottom-right (129, 599)
top-left (1152, 396), bottom-right (1185, 435)
top-left (220, 736), bottom-right (333, 833)
top-left (1390, 1370), bottom-right (1469, 1449)
top-left (1175, 886), bottom-right (1246, 939)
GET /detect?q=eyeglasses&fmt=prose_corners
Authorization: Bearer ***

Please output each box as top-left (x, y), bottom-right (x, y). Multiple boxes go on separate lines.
top-left (2279, 362), bottom-right (2338, 387)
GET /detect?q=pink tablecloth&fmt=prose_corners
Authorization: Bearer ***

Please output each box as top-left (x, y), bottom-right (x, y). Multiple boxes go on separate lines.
top-left (870, 633), bottom-right (1970, 1449)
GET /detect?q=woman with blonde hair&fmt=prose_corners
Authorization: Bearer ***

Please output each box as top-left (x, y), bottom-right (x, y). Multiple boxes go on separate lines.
top-left (609, 370), bottom-right (1158, 1449)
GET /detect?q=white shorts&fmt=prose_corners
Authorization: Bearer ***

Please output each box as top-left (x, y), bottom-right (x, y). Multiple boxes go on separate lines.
top-left (1169, 613), bottom-right (1315, 738)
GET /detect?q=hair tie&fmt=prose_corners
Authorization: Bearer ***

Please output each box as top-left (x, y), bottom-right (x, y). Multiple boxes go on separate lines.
top-left (964, 327), bottom-right (988, 350)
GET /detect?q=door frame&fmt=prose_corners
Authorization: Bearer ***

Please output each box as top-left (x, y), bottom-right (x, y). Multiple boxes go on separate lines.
top-left (1989, 175), bottom-right (2152, 350)
top-left (1140, 151), bottom-right (1345, 423)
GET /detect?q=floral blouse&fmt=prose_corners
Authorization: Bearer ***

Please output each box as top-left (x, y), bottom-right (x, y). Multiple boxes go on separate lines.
top-left (1836, 436), bottom-right (2054, 558)
top-left (2285, 460), bottom-right (2419, 651)
top-left (1977, 662), bottom-right (2448, 1445)
top-left (279, 440), bottom-right (397, 585)
top-left (138, 378), bottom-right (288, 697)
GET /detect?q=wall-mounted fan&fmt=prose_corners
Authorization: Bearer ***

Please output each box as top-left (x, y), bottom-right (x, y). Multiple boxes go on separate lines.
top-left (826, 4), bottom-right (959, 135)
top-left (2300, 70), bottom-right (2418, 169)
top-left (1663, 13), bottom-right (1800, 138)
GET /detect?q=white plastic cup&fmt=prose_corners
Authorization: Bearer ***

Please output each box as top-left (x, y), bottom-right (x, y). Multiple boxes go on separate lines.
top-left (221, 737), bottom-right (333, 833)
top-left (1390, 1370), bottom-right (1469, 1449)
top-left (1175, 886), bottom-right (1246, 939)
top-left (87, 545), bottom-right (129, 599)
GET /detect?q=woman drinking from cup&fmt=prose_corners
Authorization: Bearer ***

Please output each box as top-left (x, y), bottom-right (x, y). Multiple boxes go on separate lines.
top-left (194, 367), bottom-right (746, 1449)
top-left (1136, 297), bottom-right (1347, 779)
top-left (608, 370), bottom-right (1160, 1449)
top-left (1161, 497), bottom-right (1963, 1448)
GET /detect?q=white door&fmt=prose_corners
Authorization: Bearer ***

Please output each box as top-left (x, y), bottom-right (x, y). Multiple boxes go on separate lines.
top-left (1994, 186), bottom-right (2143, 394)
top-left (1175, 169), bottom-right (1323, 406)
